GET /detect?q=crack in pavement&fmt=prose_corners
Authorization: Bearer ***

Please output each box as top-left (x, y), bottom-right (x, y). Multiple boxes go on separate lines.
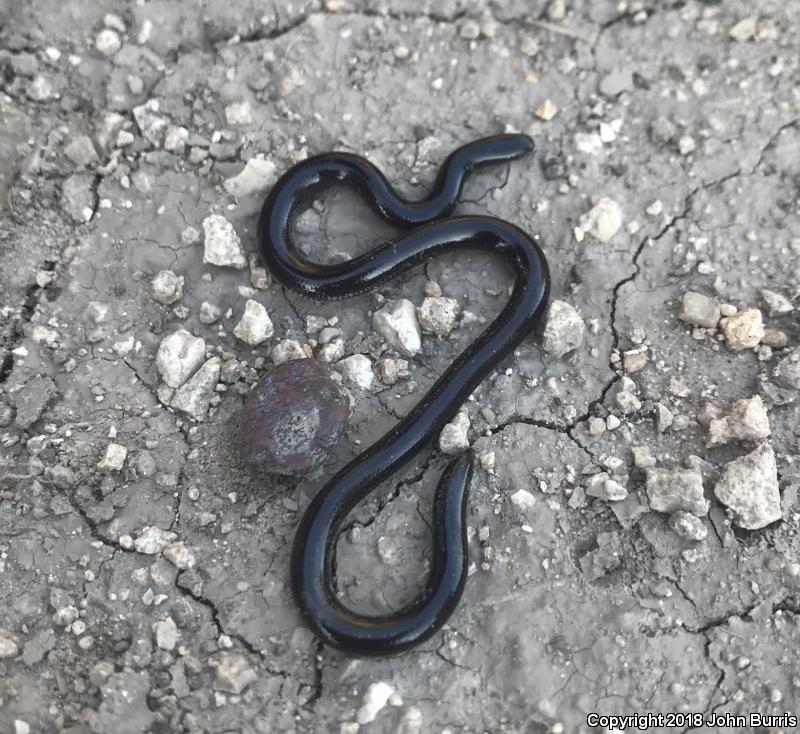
top-left (337, 449), bottom-right (436, 536)
top-left (0, 258), bottom-right (59, 384)
top-left (173, 570), bottom-right (302, 686)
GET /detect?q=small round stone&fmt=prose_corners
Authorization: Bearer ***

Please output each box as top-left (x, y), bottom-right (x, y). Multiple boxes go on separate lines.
top-left (241, 359), bottom-right (349, 475)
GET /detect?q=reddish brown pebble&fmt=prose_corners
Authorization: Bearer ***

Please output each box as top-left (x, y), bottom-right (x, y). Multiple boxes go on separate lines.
top-left (240, 359), bottom-right (349, 475)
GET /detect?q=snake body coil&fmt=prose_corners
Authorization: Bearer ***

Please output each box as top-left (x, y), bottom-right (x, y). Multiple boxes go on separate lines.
top-left (257, 134), bottom-right (550, 656)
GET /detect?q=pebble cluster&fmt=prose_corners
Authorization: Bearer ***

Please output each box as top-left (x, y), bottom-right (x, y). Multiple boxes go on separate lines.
top-left (573, 285), bottom-right (794, 549)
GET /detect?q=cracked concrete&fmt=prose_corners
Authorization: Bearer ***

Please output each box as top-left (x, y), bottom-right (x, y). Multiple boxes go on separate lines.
top-left (2, 0), bottom-right (800, 732)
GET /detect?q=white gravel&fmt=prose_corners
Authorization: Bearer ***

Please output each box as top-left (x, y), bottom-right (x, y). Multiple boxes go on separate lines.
top-left (224, 158), bottom-right (277, 197)
top-left (151, 270), bottom-right (184, 304)
top-left (163, 542), bottom-right (196, 570)
top-left (714, 443), bottom-right (782, 529)
top-left (224, 101), bottom-right (253, 126)
top-left (336, 354), bottom-right (374, 390)
top-left (417, 296), bottom-right (460, 336)
top-left (372, 299), bottom-right (422, 357)
top-left (761, 289), bottom-right (793, 316)
top-left (510, 488), bottom-right (536, 512)
top-left (202, 214), bottom-right (247, 268)
top-left (645, 468), bottom-right (709, 516)
top-left (95, 29), bottom-right (121, 56)
top-left (542, 300), bottom-right (585, 357)
top-left (576, 197), bottom-right (623, 242)
top-left (356, 681), bottom-right (395, 725)
top-left (439, 412), bottom-right (470, 455)
top-left (233, 300), bottom-right (273, 345)
top-left (720, 308), bottom-right (764, 350)
top-left (668, 511), bottom-right (708, 541)
top-left (271, 339), bottom-right (307, 365)
top-left (153, 618), bottom-right (178, 651)
top-left (679, 291), bottom-right (721, 328)
top-left (706, 395), bottom-right (771, 447)
top-left (171, 357), bottom-right (221, 421)
top-left (133, 526), bottom-right (177, 554)
top-left (156, 329), bottom-right (207, 388)
top-left (97, 443), bottom-right (127, 472)
top-left (214, 653), bottom-right (257, 694)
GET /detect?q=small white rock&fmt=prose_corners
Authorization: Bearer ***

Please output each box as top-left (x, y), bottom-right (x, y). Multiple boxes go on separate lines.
top-left (171, 357), bottom-right (221, 421)
top-left (578, 197), bottom-right (623, 242)
top-left (587, 416), bottom-right (606, 435)
top-left (706, 395), bottom-right (771, 447)
top-left (132, 99), bottom-right (167, 144)
top-left (156, 329), bottom-right (207, 388)
top-left (645, 468), bottom-right (709, 516)
top-left (86, 301), bottom-right (111, 324)
top-left (234, 300), bottom-right (274, 346)
top-left (199, 301), bottom-right (222, 324)
top-left (271, 339), bottom-right (307, 365)
top-left (669, 511), bottom-right (708, 541)
top-left (97, 443), bottom-right (127, 472)
top-left (163, 125), bottom-right (189, 153)
top-left (714, 443), bottom-right (781, 530)
top-left (181, 225), bottom-right (201, 245)
top-left (151, 270), bottom-right (184, 304)
top-left (249, 254), bottom-right (272, 289)
top-left (202, 214), bottom-right (247, 268)
top-left (356, 682), bottom-right (395, 725)
top-left (336, 354), bottom-right (374, 390)
top-left (679, 291), bottom-right (720, 328)
top-left (510, 488), bottom-right (536, 512)
top-left (163, 542), bottom-right (196, 570)
top-left (0, 636), bottom-right (20, 658)
top-left (678, 134), bottom-right (696, 155)
top-left (729, 16), bottom-right (757, 42)
top-left (134, 526), bottom-right (177, 554)
top-left (542, 300), bottom-right (584, 357)
top-left (153, 617), bottom-right (178, 650)
top-left (439, 412), bottom-right (470, 455)
top-left (224, 158), bottom-right (277, 197)
top-left (27, 75), bottom-right (54, 101)
top-left (761, 289), bottom-right (793, 316)
top-left (95, 29), bottom-right (121, 56)
top-left (417, 296), bottom-right (460, 336)
top-left (602, 478), bottom-right (628, 501)
top-left (318, 338), bottom-right (345, 363)
top-left (65, 136), bottom-right (99, 167)
top-left (372, 299), bottom-right (422, 357)
top-left (631, 445), bottom-right (656, 469)
top-left (479, 450), bottom-right (496, 473)
top-left (585, 473), bottom-right (628, 501)
top-left (720, 308), bottom-right (764, 350)
top-left (224, 101), bottom-right (253, 126)
top-left (547, 0), bottom-right (566, 20)
top-left (575, 132), bottom-right (604, 155)
top-left (615, 390), bottom-right (641, 415)
top-left (215, 653), bottom-right (258, 694)
top-left (655, 403), bottom-right (674, 433)
top-left (534, 98), bottom-right (558, 121)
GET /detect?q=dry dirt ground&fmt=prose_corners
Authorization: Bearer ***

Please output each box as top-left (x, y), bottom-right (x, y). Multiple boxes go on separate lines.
top-left (1, 1), bottom-right (799, 732)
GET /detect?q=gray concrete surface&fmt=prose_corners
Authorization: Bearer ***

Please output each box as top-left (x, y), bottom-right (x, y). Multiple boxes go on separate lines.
top-left (1, 1), bottom-right (799, 732)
